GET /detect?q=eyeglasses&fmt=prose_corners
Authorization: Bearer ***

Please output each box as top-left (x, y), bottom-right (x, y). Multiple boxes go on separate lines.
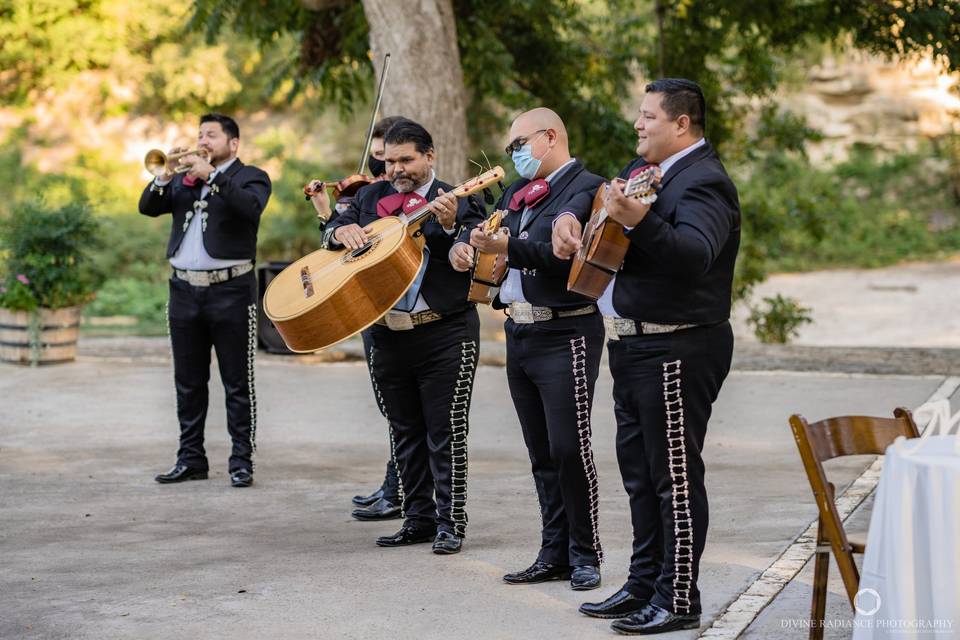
top-left (504, 129), bottom-right (547, 155)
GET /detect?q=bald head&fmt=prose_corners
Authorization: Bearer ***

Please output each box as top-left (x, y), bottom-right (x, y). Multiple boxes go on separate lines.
top-left (508, 107), bottom-right (571, 179)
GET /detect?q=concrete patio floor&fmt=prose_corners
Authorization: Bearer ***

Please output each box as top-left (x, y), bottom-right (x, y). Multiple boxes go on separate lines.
top-left (1, 343), bottom-right (956, 639)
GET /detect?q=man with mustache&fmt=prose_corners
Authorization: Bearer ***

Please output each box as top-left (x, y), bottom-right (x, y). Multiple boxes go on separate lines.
top-left (553, 79), bottom-right (740, 635)
top-left (140, 113), bottom-right (272, 489)
top-left (325, 118), bottom-right (486, 554)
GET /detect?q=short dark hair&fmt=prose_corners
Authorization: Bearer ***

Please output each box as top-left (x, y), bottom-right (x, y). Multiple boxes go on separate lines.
top-left (200, 113), bottom-right (240, 139)
top-left (383, 118), bottom-right (433, 154)
top-left (644, 78), bottom-right (706, 134)
top-left (372, 116), bottom-right (404, 140)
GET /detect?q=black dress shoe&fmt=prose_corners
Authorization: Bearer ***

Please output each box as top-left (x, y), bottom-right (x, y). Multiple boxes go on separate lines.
top-left (432, 531), bottom-right (462, 555)
top-left (610, 603), bottom-right (700, 635)
top-left (230, 469), bottom-right (253, 488)
top-left (376, 525), bottom-right (436, 547)
top-left (155, 463), bottom-right (208, 484)
top-left (502, 561), bottom-right (572, 584)
top-left (579, 589), bottom-right (648, 619)
top-left (570, 565), bottom-right (601, 591)
top-left (351, 487), bottom-right (384, 507)
top-left (352, 497), bottom-right (402, 521)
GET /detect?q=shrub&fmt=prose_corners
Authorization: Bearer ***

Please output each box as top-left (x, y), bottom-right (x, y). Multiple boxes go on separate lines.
top-left (747, 294), bottom-right (813, 344)
top-left (0, 200), bottom-right (103, 310)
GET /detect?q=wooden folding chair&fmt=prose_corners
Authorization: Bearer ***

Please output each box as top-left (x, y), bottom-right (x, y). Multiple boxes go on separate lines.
top-left (789, 407), bottom-right (920, 640)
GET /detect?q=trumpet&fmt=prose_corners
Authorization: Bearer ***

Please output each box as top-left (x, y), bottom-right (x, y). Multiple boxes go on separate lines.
top-left (144, 148), bottom-right (209, 177)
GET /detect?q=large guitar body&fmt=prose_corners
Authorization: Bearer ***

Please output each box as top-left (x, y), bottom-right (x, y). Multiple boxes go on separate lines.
top-left (263, 216), bottom-right (422, 352)
top-left (263, 166), bottom-right (505, 353)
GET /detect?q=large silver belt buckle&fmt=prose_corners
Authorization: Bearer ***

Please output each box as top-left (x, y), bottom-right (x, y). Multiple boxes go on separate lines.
top-left (384, 310), bottom-right (415, 331)
top-left (187, 270), bottom-right (210, 287)
top-left (603, 316), bottom-right (620, 340)
top-left (511, 302), bottom-right (534, 324)
top-left (604, 316), bottom-right (637, 340)
top-left (642, 322), bottom-right (675, 334)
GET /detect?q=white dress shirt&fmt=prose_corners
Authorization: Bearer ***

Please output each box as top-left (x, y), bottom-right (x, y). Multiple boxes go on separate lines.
top-left (165, 157), bottom-right (250, 271)
top-left (597, 137), bottom-right (706, 317)
top-left (399, 172), bottom-right (439, 313)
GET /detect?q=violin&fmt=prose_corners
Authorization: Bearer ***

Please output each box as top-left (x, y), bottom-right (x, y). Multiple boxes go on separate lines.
top-left (303, 176), bottom-right (371, 201)
top-left (303, 53), bottom-right (391, 204)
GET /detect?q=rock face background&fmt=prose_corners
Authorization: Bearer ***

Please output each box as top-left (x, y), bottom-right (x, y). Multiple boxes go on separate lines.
top-left (780, 52), bottom-right (959, 163)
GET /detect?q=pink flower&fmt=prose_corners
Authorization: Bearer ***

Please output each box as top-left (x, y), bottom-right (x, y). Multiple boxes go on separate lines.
top-left (16, 274), bottom-right (29, 285)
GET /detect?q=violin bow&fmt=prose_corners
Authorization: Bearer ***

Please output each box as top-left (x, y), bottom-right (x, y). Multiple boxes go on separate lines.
top-left (358, 53), bottom-right (392, 175)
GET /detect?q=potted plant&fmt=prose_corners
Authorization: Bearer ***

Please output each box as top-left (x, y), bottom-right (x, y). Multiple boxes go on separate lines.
top-left (0, 200), bottom-right (102, 365)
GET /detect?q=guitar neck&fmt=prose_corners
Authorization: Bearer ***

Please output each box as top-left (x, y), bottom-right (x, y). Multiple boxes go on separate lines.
top-left (592, 170), bottom-right (660, 228)
top-left (403, 166), bottom-right (505, 232)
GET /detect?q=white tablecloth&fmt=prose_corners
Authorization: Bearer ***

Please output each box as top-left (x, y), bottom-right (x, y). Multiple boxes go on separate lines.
top-left (852, 435), bottom-right (960, 639)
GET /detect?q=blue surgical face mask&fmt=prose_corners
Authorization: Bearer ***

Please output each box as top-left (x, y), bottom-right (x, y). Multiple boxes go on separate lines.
top-left (512, 144), bottom-right (541, 180)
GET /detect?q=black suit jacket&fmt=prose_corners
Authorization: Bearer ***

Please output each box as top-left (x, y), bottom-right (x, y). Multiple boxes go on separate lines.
top-left (326, 178), bottom-right (487, 315)
top-left (563, 141), bottom-right (739, 324)
top-left (477, 160), bottom-right (603, 310)
top-left (138, 159), bottom-right (272, 260)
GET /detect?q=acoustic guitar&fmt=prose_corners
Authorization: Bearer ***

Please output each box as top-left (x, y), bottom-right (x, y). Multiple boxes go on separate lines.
top-left (566, 165), bottom-right (661, 299)
top-left (467, 208), bottom-right (508, 304)
top-left (263, 167), bottom-right (505, 352)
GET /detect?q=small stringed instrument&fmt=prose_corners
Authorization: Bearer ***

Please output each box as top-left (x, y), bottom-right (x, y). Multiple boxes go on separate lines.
top-left (264, 166), bottom-right (505, 352)
top-left (566, 165), bottom-right (661, 299)
top-left (467, 209), bottom-right (509, 304)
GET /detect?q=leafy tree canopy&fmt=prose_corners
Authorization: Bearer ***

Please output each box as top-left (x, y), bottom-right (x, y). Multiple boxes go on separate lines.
top-left (187, 0), bottom-right (959, 175)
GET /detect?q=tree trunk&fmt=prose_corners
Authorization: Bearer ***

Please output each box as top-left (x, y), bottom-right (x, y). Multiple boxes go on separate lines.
top-left (361, 0), bottom-right (469, 182)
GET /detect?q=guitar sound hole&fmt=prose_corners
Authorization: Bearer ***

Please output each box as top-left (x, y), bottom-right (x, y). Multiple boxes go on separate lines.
top-left (344, 238), bottom-right (381, 263)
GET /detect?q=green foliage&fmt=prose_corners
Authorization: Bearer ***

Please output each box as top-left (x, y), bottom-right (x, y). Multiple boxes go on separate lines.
top-left (0, 276), bottom-right (37, 311)
top-left (747, 294), bottom-right (813, 344)
top-left (0, 200), bottom-right (103, 310)
top-left (649, 0), bottom-right (960, 155)
top-left (85, 276), bottom-right (167, 320)
top-left (454, 0), bottom-right (644, 176)
top-left (251, 134), bottom-right (336, 261)
top-left (188, 0), bottom-right (373, 115)
top-left (737, 142), bottom-right (960, 278)
top-left (185, 0), bottom-right (959, 176)
top-left (0, 0), bottom-right (120, 102)
top-left (0, 0), bottom-right (300, 118)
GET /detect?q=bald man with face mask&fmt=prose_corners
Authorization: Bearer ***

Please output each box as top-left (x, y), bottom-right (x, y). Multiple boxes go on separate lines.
top-left (447, 108), bottom-right (606, 591)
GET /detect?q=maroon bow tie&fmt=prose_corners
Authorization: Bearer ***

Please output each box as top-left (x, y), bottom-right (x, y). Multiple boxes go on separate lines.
top-left (508, 179), bottom-right (550, 212)
top-left (376, 192), bottom-right (427, 218)
top-left (182, 175), bottom-right (203, 188)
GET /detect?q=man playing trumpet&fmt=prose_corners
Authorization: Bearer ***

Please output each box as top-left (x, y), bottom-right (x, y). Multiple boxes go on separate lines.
top-left (139, 113), bottom-right (272, 489)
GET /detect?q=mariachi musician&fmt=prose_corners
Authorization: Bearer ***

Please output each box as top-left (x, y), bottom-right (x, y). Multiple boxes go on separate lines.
top-left (325, 118), bottom-right (486, 555)
top-left (139, 113), bottom-right (272, 489)
top-left (555, 79), bottom-right (740, 635)
top-left (448, 108), bottom-right (606, 590)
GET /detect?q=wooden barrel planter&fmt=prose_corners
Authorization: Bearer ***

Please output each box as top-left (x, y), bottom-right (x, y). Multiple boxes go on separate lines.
top-left (0, 306), bottom-right (83, 365)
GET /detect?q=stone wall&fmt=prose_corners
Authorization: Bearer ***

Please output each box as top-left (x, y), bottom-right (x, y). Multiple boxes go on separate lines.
top-left (779, 52), bottom-right (959, 163)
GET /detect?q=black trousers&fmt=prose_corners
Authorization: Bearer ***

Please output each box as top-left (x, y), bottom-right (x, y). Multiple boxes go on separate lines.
top-left (367, 308), bottom-right (480, 536)
top-left (360, 329), bottom-right (400, 501)
top-left (505, 313), bottom-right (604, 567)
top-left (608, 321), bottom-right (733, 616)
top-left (167, 271), bottom-right (258, 473)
